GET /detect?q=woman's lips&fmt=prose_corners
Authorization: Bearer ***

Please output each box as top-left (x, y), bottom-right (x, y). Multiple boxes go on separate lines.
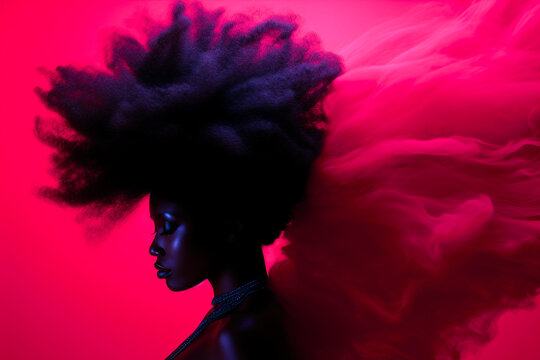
top-left (157, 269), bottom-right (172, 278)
top-left (154, 262), bottom-right (168, 270)
top-left (154, 263), bottom-right (172, 278)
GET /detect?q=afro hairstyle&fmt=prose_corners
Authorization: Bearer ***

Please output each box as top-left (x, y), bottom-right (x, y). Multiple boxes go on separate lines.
top-left (34, 0), bottom-right (344, 244)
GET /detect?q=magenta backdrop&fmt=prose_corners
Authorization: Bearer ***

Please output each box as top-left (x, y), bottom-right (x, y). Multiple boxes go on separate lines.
top-left (1, 1), bottom-right (539, 359)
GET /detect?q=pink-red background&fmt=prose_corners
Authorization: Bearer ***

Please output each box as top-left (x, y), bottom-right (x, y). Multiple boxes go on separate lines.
top-left (1, 1), bottom-right (539, 359)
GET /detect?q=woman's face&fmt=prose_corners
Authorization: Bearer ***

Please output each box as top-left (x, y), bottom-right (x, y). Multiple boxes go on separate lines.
top-left (148, 193), bottom-right (220, 291)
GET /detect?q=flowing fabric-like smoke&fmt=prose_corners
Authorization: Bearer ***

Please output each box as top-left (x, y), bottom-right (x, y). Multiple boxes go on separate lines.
top-left (269, 0), bottom-right (540, 359)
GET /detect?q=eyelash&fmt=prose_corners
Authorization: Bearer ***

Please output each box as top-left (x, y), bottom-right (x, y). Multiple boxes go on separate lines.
top-left (151, 222), bottom-right (177, 236)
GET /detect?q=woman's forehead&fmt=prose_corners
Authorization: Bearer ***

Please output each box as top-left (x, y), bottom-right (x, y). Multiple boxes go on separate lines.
top-left (149, 193), bottom-right (185, 218)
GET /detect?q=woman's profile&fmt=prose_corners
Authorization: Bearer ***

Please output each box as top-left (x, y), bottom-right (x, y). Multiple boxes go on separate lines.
top-left (34, 1), bottom-right (342, 358)
top-left (147, 191), bottom-right (291, 359)
top-left (34, 0), bottom-right (540, 359)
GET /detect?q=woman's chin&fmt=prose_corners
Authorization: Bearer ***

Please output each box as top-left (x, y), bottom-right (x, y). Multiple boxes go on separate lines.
top-left (164, 277), bottom-right (183, 292)
top-left (165, 277), bottom-right (190, 292)
top-left (165, 277), bottom-right (205, 292)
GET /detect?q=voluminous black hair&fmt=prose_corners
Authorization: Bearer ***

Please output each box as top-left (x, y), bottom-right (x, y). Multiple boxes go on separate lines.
top-left (34, 0), bottom-right (343, 244)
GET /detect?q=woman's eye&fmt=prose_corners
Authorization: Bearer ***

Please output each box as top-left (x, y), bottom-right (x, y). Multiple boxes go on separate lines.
top-left (162, 221), bottom-right (178, 234)
top-left (151, 219), bottom-right (179, 236)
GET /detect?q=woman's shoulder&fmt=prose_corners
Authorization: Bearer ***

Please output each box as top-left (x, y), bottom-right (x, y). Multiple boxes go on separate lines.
top-left (213, 289), bottom-right (292, 360)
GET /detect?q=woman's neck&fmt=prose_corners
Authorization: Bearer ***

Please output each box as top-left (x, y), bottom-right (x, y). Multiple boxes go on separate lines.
top-left (207, 244), bottom-right (268, 299)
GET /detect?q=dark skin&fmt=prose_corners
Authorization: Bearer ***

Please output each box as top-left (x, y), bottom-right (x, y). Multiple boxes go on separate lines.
top-left (149, 193), bottom-right (292, 360)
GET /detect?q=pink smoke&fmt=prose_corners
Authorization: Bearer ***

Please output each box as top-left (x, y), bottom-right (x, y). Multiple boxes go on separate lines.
top-left (270, 0), bottom-right (540, 359)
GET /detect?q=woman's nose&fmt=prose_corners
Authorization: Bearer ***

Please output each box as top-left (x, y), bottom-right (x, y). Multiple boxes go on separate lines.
top-left (149, 238), bottom-right (164, 256)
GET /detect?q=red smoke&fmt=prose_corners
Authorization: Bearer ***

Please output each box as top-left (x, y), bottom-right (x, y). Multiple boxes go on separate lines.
top-left (271, 0), bottom-right (540, 359)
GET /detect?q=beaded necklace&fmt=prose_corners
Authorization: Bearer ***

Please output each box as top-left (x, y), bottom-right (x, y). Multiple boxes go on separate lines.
top-left (164, 277), bottom-right (268, 360)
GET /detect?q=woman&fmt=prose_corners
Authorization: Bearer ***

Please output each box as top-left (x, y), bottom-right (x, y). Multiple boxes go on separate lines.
top-left (148, 191), bottom-right (290, 359)
top-left (34, 1), bottom-right (342, 358)
top-left (35, 0), bottom-right (540, 359)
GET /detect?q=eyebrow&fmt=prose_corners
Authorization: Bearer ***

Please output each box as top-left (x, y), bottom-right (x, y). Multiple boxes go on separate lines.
top-left (153, 211), bottom-right (176, 220)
